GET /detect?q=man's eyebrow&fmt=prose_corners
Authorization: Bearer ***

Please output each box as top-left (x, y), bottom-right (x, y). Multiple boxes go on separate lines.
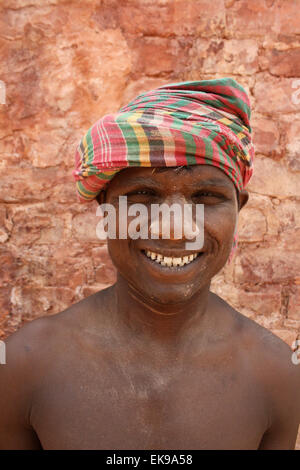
top-left (117, 177), bottom-right (164, 188)
top-left (116, 176), bottom-right (233, 190)
top-left (189, 178), bottom-right (233, 189)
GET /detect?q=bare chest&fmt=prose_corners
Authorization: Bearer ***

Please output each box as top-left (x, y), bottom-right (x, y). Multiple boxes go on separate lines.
top-left (30, 352), bottom-right (267, 449)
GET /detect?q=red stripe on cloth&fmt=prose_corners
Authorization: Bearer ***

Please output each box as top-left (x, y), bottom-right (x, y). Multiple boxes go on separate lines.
top-left (82, 174), bottom-right (107, 191)
top-left (100, 115), bottom-right (128, 168)
top-left (90, 120), bottom-right (104, 165)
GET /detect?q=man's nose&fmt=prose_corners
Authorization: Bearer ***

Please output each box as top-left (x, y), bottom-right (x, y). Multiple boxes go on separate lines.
top-left (149, 195), bottom-right (202, 241)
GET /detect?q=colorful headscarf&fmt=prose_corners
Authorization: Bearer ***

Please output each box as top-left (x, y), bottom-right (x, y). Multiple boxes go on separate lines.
top-left (73, 78), bottom-right (254, 257)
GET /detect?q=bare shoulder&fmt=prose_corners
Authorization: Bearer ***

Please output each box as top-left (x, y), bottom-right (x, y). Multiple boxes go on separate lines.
top-left (216, 294), bottom-right (300, 423)
top-left (237, 310), bottom-right (299, 393)
top-left (0, 287), bottom-right (111, 425)
top-left (223, 298), bottom-right (300, 448)
top-left (0, 286), bottom-right (113, 449)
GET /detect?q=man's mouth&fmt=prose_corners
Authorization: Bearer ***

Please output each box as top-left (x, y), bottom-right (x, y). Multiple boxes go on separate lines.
top-left (142, 249), bottom-right (201, 268)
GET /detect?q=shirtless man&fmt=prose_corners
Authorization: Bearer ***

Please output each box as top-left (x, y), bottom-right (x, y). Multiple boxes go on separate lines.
top-left (0, 79), bottom-right (299, 450)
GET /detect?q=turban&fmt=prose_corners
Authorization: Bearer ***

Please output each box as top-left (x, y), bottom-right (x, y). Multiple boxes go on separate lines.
top-left (73, 77), bottom-right (254, 202)
top-left (73, 78), bottom-right (254, 259)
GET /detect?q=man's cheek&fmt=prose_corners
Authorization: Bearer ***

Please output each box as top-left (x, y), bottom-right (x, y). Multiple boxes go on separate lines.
top-left (204, 214), bottom-right (237, 266)
top-left (114, 210), bottom-right (144, 239)
top-left (205, 211), bottom-right (236, 242)
top-left (107, 240), bottom-right (128, 268)
top-left (107, 239), bottom-right (139, 276)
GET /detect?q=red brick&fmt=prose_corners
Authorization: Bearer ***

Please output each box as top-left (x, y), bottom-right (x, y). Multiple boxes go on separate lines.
top-left (237, 208), bottom-right (267, 243)
top-left (226, 0), bottom-right (277, 38)
top-left (254, 75), bottom-right (299, 114)
top-left (247, 156), bottom-right (300, 198)
top-left (9, 204), bottom-right (64, 246)
top-left (266, 48), bottom-right (300, 77)
top-left (116, 0), bottom-right (225, 37)
top-left (190, 39), bottom-right (258, 76)
top-left (227, 0), bottom-right (300, 38)
top-left (288, 285), bottom-right (300, 321)
top-left (285, 121), bottom-right (300, 172)
top-left (11, 286), bottom-right (76, 321)
top-left (0, 166), bottom-right (70, 203)
top-left (234, 247), bottom-right (300, 284)
top-left (0, 287), bottom-right (12, 334)
top-left (276, 0), bottom-right (300, 35)
top-left (72, 209), bottom-right (102, 243)
top-left (251, 117), bottom-right (280, 157)
top-left (0, 248), bottom-right (18, 287)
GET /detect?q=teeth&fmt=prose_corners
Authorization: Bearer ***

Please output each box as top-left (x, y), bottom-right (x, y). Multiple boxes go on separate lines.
top-left (173, 257), bottom-right (181, 267)
top-left (144, 250), bottom-right (200, 267)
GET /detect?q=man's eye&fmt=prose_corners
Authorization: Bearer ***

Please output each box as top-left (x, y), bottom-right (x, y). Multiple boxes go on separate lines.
top-left (196, 192), bottom-right (214, 196)
top-left (193, 191), bottom-right (217, 197)
top-left (192, 191), bottom-right (225, 202)
top-left (127, 190), bottom-right (155, 196)
top-left (136, 190), bottom-right (152, 195)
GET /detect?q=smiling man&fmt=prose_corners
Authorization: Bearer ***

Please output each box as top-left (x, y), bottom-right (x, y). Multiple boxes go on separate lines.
top-left (0, 79), bottom-right (299, 450)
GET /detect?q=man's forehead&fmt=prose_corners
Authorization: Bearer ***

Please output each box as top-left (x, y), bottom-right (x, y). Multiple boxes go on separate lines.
top-left (108, 165), bottom-right (235, 189)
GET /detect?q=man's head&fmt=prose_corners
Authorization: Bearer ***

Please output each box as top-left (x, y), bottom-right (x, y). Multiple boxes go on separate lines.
top-left (73, 77), bottom-right (254, 305)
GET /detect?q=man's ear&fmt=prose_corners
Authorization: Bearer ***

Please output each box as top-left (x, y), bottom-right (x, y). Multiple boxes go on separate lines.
top-left (237, 189), bottom-right (249, 211)
top-left (96, 190), bottom-right (106, 205)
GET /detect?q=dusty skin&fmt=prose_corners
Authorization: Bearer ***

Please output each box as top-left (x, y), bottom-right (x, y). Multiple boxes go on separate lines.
top-left (0, 166), bottom-right (299, 449)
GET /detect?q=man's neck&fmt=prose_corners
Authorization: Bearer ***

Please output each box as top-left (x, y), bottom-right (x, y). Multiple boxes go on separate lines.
top-left (109, 274), bottom-right (213, 354)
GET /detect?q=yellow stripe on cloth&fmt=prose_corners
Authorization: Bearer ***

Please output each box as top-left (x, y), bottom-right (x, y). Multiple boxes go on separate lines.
top-left (127, 113), bottom-right (151, 166)
top-left (219, 117), bottom-right (232, 126)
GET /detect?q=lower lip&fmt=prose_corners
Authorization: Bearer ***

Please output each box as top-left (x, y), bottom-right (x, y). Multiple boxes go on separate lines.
top-left (140, 250), bottom-right (205, 273)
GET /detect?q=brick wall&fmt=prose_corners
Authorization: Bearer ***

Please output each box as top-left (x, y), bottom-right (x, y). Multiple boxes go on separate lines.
top-left (0, 0), bottom-right (299, 449)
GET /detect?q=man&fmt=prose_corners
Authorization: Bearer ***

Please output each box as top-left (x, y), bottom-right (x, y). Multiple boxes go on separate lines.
top-left (0, 79), bottom-right (299, 450)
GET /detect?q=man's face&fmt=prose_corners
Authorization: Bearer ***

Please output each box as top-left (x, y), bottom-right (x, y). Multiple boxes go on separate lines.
top-left (103, 165), bottom-right (247, 305)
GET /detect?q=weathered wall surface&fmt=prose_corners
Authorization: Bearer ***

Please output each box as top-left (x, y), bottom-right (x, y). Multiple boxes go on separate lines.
top-left (0, 0), bottom-right (299, 448)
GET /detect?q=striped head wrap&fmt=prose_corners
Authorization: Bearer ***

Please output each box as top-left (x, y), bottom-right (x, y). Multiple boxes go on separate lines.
top-left (73, 78), bottom-right (254, 256)
top-left (74, 78), bottom-right (253, 201)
